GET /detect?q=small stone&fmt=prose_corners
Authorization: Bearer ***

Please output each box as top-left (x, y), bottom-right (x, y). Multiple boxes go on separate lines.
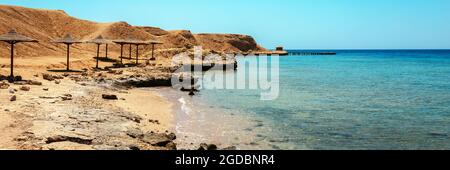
top-left (102, 94), bottom-right (118, 100)
top-left (43, 88), bottom-right (49, 91)
top-left (198, 143), bottom-right (208, 150)
top-left (9, 88), bottom-right (15, 94)
top-left (45, 135), bottom-right (93, 145)
top-left (166, 133), bottom-right (177, 140)
top-left (28, 80), bottom-right (42, 86)
top-left (255, 122), bottom-right (264, 127)
top-left (10, 95), bottom-right (16, 101)
top-left (54, 75), bottom-right (64, 79)
top-left (61, 96), bottom-right (72, 101)
top-left (165, 141), bottom-right (177, 150)
top-left (128, 145), bottom-right (140, 150)
top-left (207, 144), bottom-right (218, 150)
top-left (126, 129), bottom-right (144, 139)
top-left (54, 80), bottom-right (61, 84)
top-left (198, 143), bottom-right (218, 150)
top-left (0, 81), bottom-right (9, 89)
top-left (141, 133), bottom-right (173, 147)
top-left (42, 73), bottom-right (55, 81)
top-left (13, 76), bottom-right (22, 81)
top-left (20, 86), bottom-right (31, 91)
top-left (15, 136), bottom-right (29, 142)
top-left (222, 146), bottom-right (237, 150)
top-left (188, 91), bottom-right (195, 96)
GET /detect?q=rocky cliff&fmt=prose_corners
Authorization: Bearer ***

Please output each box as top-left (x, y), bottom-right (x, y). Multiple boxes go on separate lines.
top-left (0, 5), bottom-right (267, 59)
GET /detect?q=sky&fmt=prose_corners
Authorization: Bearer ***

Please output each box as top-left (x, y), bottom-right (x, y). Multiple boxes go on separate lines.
top-left (1, 0), bottom-right (450, 49)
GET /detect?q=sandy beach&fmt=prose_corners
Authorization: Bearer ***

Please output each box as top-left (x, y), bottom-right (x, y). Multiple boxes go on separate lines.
top-left (0, 51), bottom-right (187, 150)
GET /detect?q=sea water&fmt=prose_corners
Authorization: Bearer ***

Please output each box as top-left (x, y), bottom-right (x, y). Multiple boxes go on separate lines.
top-left (162, 50), bottom-right (450, 150)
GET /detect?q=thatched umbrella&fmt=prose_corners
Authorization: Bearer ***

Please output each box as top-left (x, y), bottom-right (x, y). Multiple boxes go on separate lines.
top-left (121, 36), bottom-right (147, 64)
top-left (134, 40), bottom-right (150, 64)
top-left (0, 30), bottom-right (38, 82)
top-left (146, 40), bottom-right (163, 61)
top-left (123, 36), bottom-right (140, 60)
top-left (86, 35), bottom-right (112, 69)
top-left (112, 37), bottom-right (148, 65)
top-left (52, 34), bottom-right (83, 71)
top-left (112, 39), bottom-right (129, 64)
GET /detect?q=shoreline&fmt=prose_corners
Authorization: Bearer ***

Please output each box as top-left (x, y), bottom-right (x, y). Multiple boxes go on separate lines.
top-left (0, 61), bottom-right (245, 150)
top-left (152, 87), bottom-right (284, 150)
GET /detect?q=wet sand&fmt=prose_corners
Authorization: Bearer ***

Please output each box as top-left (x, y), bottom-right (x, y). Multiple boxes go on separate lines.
top-left (153, 87), bottom-right (279, 150)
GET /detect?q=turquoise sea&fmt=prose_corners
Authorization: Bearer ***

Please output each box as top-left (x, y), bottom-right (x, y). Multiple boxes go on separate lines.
top-left (166, 50), bottom-right (450, 150)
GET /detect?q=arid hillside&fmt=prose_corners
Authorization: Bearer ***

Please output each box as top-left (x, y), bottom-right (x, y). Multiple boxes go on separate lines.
top-left (0, 5), bottom-right (267, 59)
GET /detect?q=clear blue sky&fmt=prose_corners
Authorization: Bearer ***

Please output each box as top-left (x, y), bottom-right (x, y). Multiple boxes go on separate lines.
top-left (1, 0), bottom-right (450, 49)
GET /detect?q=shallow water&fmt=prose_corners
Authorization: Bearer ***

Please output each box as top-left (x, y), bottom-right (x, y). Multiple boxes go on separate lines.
top-left (153, 87), bottom-right (282, 150)
top-left (174, 50), bottom-right (450, 150)
top-left (150, 50), bottom-right (450, 150)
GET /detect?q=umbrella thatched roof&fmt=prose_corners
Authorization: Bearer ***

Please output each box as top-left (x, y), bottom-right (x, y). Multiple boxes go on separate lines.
top-left (0, 30), bottom-right (38, 43)
top-left (86, 35), bottom-right (112, 44)
top-left (112, 38), bottom-right (129, 44)
top-left (135, 41), bottom-right (150, 45)
top-left (52, 34), bottom-right (83, 44)
top-left (124, 36), bottom-right (142, 44)
top-left (145, 40), bottom-right (163, 44)
top-left (113, 36), bottom-right (148, 45)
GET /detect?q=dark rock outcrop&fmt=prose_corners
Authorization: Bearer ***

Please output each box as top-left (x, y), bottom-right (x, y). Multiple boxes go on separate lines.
top-left (102, 94), bottom-right (118, 100)
top-left (140, 132), bottom-right (177, 150)
top-left (46, 135), bottom-right (94, 145)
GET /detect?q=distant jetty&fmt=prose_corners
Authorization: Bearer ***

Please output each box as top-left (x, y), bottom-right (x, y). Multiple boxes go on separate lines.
top-left (289, 51), bottom-right (336, 56)
top-left (240, 46), bottom-right (337, 56)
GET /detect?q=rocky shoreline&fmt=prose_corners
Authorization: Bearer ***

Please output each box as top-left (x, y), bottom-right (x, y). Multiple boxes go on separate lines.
top-left (0, 64), bottom-right (237, 150)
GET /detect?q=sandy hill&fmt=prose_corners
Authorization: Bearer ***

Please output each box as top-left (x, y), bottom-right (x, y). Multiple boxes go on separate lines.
top-left (0, 5), bottom-right (267, 59)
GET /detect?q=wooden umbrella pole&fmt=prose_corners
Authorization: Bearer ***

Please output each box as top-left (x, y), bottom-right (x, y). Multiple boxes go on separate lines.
top-left (10, 42), bottom-right (14, 80)
top-left (96, 44), bottom-right (100, 69)
top-left (129, 44), bottom-right (132, 59)
top-left (136, 45), bottom-right (139, 64)
top-left (66, 43), bottom-right (70, 71)
top-left (120, 44), bottom-right (123, 64)
top-left (151, 44), bottom-right (155, 60)
top-left (105, 44), bottom-right (108, 59)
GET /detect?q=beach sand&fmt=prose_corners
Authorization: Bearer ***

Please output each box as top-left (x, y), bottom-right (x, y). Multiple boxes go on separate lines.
top-left (115, 88), bottom-right (174, 133)
top-left (0, 55), bottom-right (177, 150)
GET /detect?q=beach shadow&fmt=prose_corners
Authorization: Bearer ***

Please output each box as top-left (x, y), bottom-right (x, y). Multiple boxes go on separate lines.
top-left (0, 75), bottom-right (23, 82)
top-left (47, 69), bottom-right (84, 73)
top-left (92, 57), bottom-right (119, 63)
top-left (92, 67), bottom-right (110, 72)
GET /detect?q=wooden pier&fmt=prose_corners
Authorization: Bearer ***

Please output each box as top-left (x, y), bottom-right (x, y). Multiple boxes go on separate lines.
top-left (289, 52), bottom-right (336, 56)
top-left (243, 51), bottom-right (336, 56)
top-left (232, 46), bottom-right (337, 57)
